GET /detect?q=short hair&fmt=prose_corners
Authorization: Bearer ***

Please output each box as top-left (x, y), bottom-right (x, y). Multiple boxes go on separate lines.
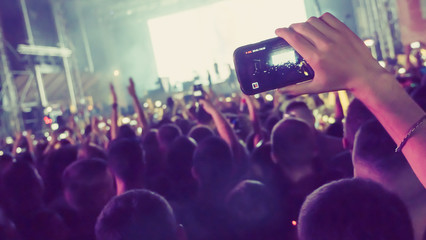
top-left (284, 101), bottom-right (315, 128)
top-left (271, 118), bottom-right (316, 166)
top-left (43, 145), bottom-right (78, 202)
top-left (188, 125), bottom-right (215, 144)
top-left (226, 180), bottom-right (270, 224)
top-left (1, 160), bottom-right (44, 213)
top-left (167, 136), bottom-right (197, 176)
top-left (353, 119), bottom-right (407, 175)
top-left (62, 158), bottom-right (115, 212)
top-left (344, 99), bottom-right (374, 150)
top-left (158, 124), bottom-right (182, 150)
top-left (285, 101), bottom-right (310, 113)
top-left (192, 136), bottom-right (233, 186)
top-left (95, 189), bottom-right (177, 240)
top-left (77, 144), bottom-right (108, 161)
top-left (107, 139), bottom-right (145, 185)
top-left (298, 178), bottom-right (413, 240)
top-left (117, 124), bottom-right (137, 140)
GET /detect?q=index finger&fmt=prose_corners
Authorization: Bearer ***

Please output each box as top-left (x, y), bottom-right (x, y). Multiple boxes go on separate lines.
top-left (275, 27), bottom-right (318, 62)
top-left (320, 13), bottom-right (370, 56)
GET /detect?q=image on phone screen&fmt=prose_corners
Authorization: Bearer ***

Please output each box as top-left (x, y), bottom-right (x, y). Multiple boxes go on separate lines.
top-left (234, 37), bottom-right (314, 95)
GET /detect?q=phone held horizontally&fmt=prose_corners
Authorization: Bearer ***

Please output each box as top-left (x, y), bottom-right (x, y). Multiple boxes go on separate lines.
top-left (233, 37), bottom-right (314, 95)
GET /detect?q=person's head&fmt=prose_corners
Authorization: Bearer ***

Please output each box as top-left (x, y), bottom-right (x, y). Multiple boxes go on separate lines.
top-left (249, 143), bottom-right (280, 184)
top-left (117, 124), bottom-right (137, 140)
top-left (343, 98), bottom-right (374, 151)
top-left (77, 144), bottom-right (108, 161)
top-left (62, 158), bottom-right (115, 213)
top-left (192, 136), bottom-right (233, 189)
top-left (95, 189), bottom-right (186, 240)
top-left (284, 101), bottom-right (315, 129)
top-left (158, 123), bottom-right (182, 152)
top-left (0, 207), bottom-right (20, 240)
top-left (226, 180), bottom-right (282, 240)
top-left (107, 139), bottom-right (145, 192)
top-left (167, 136), bottom-right (197, 178)
top-left (1, 160), bottom-right (44, 215)
top-left (187, 125), bottom-right (214, 144)
top-left (173, 118), bottom-right (193, 135)
top-left (271, 118), bottom-right (317, 168)
top-left (42, 145), bottom-right (78, 202)
top-left (298, 178), bottom-right (414, 240)
top-left (352, 120), bottom-right (423, 195)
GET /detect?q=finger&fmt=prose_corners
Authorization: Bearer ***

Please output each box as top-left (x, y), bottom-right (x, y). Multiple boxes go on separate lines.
top-left (275, 27), bottom-right (317, 61)
top-left (289, 22), bottom-right (330, 48)
top-left (320, 13), bottom-right (370, 55)
top-left (279, 80), bottom-right (320, 95)
top-left (306, 16), bottom-right (339, 39)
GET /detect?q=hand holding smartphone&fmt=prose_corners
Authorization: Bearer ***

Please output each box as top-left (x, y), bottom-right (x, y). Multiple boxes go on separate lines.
top-left (233, 37), bottom-right (314, 95)
top-left (193, 84), bottom-right (205, 100)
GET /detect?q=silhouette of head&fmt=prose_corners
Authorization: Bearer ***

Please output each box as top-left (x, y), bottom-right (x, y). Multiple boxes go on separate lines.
top-left (188, 125), bottom-right (214, 144)
top-left (63, 158), bottom-right (115, 213)
top-left (343, 99), bottom-right (374, 151)
top-left (96, 189), bottom-right (180, 240)
top-left (107, 139), bottom-right (145, 191)
top-left (271, 118), bottom-right (317, 167)
top-left (298, 178), bottom-right (413, 240)
top-left (192, 136), bottom-right (233, 188)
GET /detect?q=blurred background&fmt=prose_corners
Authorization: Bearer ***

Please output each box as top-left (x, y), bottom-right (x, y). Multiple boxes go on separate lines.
top-left (0, 0), bottom-right (425, 136)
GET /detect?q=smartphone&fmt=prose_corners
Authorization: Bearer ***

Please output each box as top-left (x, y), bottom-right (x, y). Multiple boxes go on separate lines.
top-left (193, 84), bottom-right (205, 100)
top-left (233, 37), bottom-right (314, 95)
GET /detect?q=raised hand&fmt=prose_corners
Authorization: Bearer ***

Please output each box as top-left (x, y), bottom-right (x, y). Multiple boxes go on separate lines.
top-left (110, 83), bottom-right (117, 104)
top-left (275, 13), bottom-right (389, 97)
top-left (127, 78), bottom-right (137, 97)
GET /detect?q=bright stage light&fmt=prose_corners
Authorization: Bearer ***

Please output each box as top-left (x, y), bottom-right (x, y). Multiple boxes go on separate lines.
top-left (51, 123), bottom-right (59, 130)
top-left (410, 41), bottom-right (420, 49)
top-left (114, 70), bottom-right (120, 76)
top-left (265, 94), bottom-right (274, 101)
top-left (364, 39), bottom-right (375, 47)
top-left (398, 68), bottom-right (406, 74)
top-left (148, 0), bottom-right (307, 87)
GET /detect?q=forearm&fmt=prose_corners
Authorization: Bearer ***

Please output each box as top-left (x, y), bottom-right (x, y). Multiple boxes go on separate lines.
top-left (334, 93), bottom-right (344, 120)
top-left (132, 96), bottom-right (149, 129)
top-left (209, 110), bottom-right (244, 160)
top-left (111, 104), bottom-right (118, 140)
top-left (211, 111), bottom-right (237, 146)
top-left (246, 99), bottom-right (263, 144)
top-left (354, 72), bottom-right (426, 187)
top-left (25, 136), bottom-right (35, 155)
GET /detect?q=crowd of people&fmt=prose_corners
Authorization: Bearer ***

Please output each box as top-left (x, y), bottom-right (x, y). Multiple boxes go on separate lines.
top-left (0, 13), bottom-right (425, 240)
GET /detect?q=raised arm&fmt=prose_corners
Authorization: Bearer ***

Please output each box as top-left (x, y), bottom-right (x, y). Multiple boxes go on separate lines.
top-left (199, 99), bottom-right (246, 164)
top-left (275, 13), bottom-right (426, 187)
top-left (12, 132), bottom-right (23, 157)
top-left (242, 95), bottom-right (264, 146)
top-left (128, 78), bottom-right (149, 131)
top-left (24, 130), bottom-right (35, 155)
top-left (110, 83), bottom-right (119, 140)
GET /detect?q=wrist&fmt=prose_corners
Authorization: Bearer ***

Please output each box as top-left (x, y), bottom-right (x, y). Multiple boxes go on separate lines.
top-left (350, 70), bottom-right (394, 102)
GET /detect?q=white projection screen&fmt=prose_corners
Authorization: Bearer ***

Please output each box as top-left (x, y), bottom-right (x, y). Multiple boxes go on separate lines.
top-left (148, 0), bottom-right (307, 87)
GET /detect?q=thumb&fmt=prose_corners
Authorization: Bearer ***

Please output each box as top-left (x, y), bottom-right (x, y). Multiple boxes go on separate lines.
top-left (279, 79), bottom-right (317, 95)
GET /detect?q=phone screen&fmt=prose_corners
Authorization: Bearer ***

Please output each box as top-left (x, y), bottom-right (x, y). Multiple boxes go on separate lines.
top-left (193, 84), bottom-right (204, 100)
top-left (233, 37), bottom-right (314, 95)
